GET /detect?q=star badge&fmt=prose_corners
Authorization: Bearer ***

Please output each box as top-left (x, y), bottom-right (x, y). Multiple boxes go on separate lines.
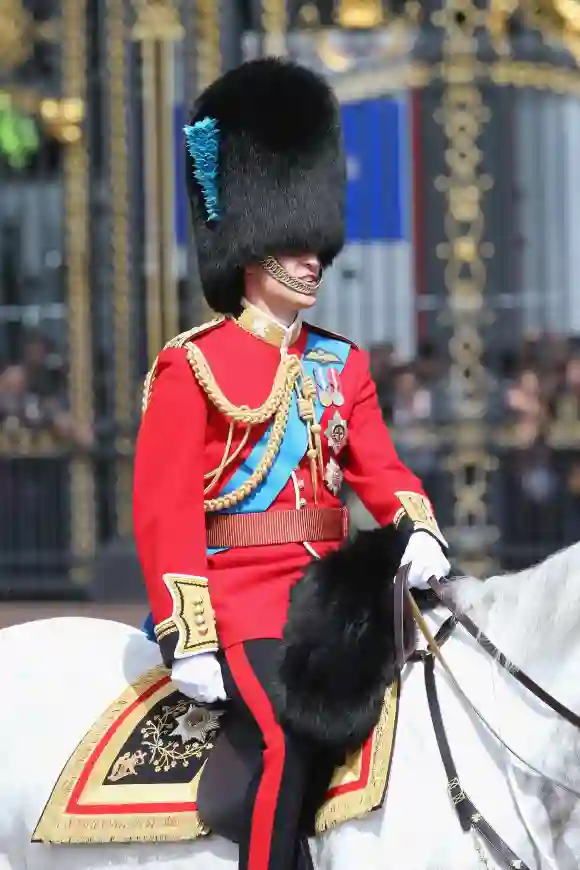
top-left (324, 411), bottom-right (348, 454)
top-left (170, 705), bottom-right (223, 745)
top-left (324, 458), bottom-right (343, 495)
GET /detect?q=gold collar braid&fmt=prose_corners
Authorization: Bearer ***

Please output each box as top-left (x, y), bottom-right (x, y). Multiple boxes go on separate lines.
top-left (186, 343), bottom-right (323, 511)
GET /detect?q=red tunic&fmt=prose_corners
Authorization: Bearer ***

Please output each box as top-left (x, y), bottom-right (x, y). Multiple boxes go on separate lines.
top-left (133, 313), bottom-right (432, 661)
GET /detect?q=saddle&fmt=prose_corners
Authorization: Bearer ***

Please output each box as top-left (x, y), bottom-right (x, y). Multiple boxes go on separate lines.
top-left (33, 525), bottom-right (408, 845)
top-left (32, 665), bottom-right (399, 845)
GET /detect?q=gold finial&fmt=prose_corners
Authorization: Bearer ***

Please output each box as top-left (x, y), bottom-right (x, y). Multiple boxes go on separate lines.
top-left (336, 0), bottom-right (384, 28)
top-left (131, 0), bottom-right (185, 41)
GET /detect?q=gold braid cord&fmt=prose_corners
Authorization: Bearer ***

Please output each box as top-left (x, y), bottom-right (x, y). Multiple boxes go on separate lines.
top-left (142, 362), bottom-right (158, 415)
top-left (186, 342), bottom-right (295, 427)
top-left (186, 343), bottom-right (306, 513)
top-left (141, 318), bottom-right (322, 515)
top-left (203, 423), bottom-right (252, 495)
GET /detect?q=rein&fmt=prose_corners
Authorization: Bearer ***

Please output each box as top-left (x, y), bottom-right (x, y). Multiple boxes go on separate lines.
top-left (393, 567), bottom-right (580, 870)
top-left (428, 577), bottom-right (580, 731)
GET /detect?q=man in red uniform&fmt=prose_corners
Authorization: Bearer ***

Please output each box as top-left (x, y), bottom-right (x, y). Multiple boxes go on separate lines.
top-left (134, 58), bottom-right (450, 870)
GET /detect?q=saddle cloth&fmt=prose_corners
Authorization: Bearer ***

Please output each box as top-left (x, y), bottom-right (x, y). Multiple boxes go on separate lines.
top-left (33, 665), bottom-right (399, 844)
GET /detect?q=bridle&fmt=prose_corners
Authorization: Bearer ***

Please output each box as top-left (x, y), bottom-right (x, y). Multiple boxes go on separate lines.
top-left (393, 565), bottom-right (580, 870)
top-left (426, 576), bottom-right (580, 729)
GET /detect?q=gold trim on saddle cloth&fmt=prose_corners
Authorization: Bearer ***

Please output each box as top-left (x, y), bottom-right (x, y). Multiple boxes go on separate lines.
top-left (316, 679), bottom-right (400, 832)
top-left (32, 665), bottom-right (208, 844)
top-left (32, 668), bottom-right (400, 845)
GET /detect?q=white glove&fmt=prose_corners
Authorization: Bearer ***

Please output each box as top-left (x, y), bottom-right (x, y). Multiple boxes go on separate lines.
top-left (400, 530), bottom-right (450, 591)
top-left (171, 652), bottom-right (227, 704)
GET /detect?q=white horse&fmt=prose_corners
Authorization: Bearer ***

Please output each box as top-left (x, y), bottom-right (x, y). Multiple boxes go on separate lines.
top-left (2, 543), bottom-right (580, 870)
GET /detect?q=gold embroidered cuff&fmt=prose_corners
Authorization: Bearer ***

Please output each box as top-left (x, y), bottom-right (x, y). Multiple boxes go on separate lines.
top-left (160, 574), bottom-right (218, 658)
top-left (394, 491), bottom-right (448, 549)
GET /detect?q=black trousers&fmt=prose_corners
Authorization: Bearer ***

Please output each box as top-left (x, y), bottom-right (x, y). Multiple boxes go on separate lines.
top-left (219, 639), bottom-right (336, 870)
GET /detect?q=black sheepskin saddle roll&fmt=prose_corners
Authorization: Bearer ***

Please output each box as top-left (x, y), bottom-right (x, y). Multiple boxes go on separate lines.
top-left (196, 525), bottom-right (425, 842)
top-left (273, 524), bottom-right (418, 753)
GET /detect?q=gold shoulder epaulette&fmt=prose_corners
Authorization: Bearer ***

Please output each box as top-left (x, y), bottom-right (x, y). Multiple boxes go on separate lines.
top-left (141, 317), bottom-right (226, 414)
top-left (163, 316), bottom-right (226, 349)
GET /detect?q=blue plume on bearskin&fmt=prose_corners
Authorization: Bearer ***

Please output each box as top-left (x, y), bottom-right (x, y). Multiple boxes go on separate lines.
top-left (184, 117), bottom-right (220, 223)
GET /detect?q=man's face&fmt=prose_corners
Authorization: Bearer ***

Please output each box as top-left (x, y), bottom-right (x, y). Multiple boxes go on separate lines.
top-left (245, 254), bottom-right (322, 313)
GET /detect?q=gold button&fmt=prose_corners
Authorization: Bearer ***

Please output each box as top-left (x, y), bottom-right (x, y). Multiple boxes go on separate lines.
top-left (198, 626), bottom-right (209, 636)
top-left (193, 604), bottom-right (204, 615)
top-left (194, 614), bottom-right (206, 626)
top-left (193, 597), bottom-right (203, 606)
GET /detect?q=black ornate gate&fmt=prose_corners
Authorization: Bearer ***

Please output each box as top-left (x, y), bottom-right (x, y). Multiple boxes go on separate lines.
top-left (0, 0), bottom-right (93, 592)
top-left (283, 0), bottom-right (580, 576)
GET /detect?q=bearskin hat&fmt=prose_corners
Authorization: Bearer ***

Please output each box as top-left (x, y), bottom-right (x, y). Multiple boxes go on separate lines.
top-left (185, 58), bottom-right (346, 315)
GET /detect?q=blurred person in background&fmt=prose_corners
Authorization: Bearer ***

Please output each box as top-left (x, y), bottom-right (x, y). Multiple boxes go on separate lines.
top-left (560, 354), bottom-right (580, 408)
top-left (389, 364), bottom-right (438, 488)
top-left (0, 332), bottom-right (92, 447)
top-left (505, 367), bottom-right (547, 435)
top-left (497, 335), bottom-right (575, 566)
top-left (0, 331), bottom-right (93, 582)
top-left (133, 58), bottom-right (451, 870)
top-left (368, 340), bottom-right (395, 415)
top-left (414, 340), bottom-right (441, 386)
top-left (391, 365), bottom-right (432, 427)
top-left (20, 331), bottom-right (64, 399)
top-left (500, 427), bottom-right (561, 567)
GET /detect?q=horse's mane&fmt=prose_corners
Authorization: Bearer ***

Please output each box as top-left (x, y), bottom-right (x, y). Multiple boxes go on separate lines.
top-left (452, 542), bottom-right (580, 668)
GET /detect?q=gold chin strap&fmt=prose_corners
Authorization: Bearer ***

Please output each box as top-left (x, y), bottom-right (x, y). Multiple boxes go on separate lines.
top-left (261, 256), bottom-right (323, 296)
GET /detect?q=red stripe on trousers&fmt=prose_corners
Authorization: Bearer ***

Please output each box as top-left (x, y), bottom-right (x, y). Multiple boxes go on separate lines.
top-left (225, 644), bottom-right (286, 870)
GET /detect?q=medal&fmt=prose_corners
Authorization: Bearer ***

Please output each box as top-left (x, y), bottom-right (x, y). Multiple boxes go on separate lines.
top-left (324, 411), bottom-right (348, 454)
top-left (328, 368), bottom-right (344, 407)
top-left (324, 457), bottom-right (343, 495)
top-left (315, 366), bottom-right (333, 407)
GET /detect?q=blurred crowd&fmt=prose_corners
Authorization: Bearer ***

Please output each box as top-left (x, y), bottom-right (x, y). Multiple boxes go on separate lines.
top-left (0, 333), bottom-right (93, 578)
top-left (370, 332), bottom-right (580, 438)
top-left (4, 329), bottom-right (579, 450)
top-left (0, 333), bottom-right (92, 448)
top-left (369, 332), bottom-right (580, 567)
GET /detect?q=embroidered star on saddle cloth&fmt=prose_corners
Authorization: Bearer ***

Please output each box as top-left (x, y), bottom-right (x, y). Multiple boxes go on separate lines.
top-left (33, 666), bottom-right (400, 844)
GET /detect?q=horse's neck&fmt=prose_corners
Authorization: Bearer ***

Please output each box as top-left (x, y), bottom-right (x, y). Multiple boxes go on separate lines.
top-left (425, 583), bottom-right (580, 801)
top-left (418, 599), bottom-right (580, 869)
top-left (455, 564), bottom-right (580, 695)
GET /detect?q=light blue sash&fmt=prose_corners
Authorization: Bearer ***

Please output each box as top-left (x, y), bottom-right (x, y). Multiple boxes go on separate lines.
top-left (207, 330), bottom-right (350, 555)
